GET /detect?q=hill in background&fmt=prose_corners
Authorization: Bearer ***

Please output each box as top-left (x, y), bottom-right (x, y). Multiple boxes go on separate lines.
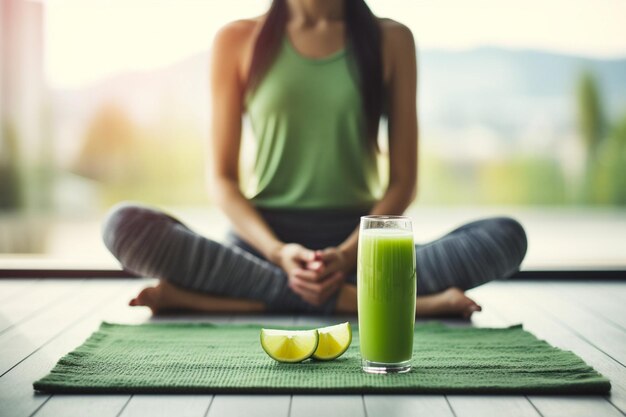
top-left (53, 46), bottom-right (626, 145)
top-left (50, 46), bottom-right (626, 206)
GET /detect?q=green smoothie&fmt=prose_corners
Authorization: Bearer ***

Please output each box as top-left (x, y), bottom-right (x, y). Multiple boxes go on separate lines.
top-left (357, 228), bottom-right (416, 364)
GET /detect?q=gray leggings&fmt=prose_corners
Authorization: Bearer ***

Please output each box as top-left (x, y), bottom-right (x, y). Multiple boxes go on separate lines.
top-left (102, 203), bottom-right (527, 315)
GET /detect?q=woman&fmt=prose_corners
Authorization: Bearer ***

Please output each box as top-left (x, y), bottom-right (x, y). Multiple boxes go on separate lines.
top-left (102, 0), bottom-right (527, 317)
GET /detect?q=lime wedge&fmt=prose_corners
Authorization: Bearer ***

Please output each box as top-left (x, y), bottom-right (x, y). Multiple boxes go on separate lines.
top-left (260, 328), bottom-right (319, 363)
top-left (312, 322), bottom-right (352, 361)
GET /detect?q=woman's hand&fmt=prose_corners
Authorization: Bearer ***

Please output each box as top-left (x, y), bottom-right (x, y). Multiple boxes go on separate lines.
top-left (272, 243), bottom-right (345, 306)
top-left (291, 246), bottom-right (350, 306)
top-left (315, 247), bottom-right (350, 278)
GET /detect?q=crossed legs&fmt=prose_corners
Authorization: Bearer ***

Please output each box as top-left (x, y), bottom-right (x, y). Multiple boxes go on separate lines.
top-left (103, 203), bottom-right (526, 317)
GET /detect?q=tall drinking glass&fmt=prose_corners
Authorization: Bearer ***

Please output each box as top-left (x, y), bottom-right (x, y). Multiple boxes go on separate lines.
top-left (357, 215), bottom-right (416, 374)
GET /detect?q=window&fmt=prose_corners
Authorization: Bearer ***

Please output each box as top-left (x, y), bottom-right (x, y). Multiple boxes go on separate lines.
top-left (1, 0), bottom-right (625, 270)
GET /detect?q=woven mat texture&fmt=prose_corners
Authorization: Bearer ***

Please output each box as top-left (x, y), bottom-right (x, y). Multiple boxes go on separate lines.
top-left (33, 322), bottom-right (611, 394)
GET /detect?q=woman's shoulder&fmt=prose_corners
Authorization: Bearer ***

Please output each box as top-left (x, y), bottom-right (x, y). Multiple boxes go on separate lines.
top-left (378, 18), bottom-right (416, 78)
top-left (213, 17), bottom-right (262, 49)
top-left (376, 19), bottom-right (416, 83)
top-left (378, 18), bottom-right (415, 48)
top-left (212, 17), bottom-right (264, 77)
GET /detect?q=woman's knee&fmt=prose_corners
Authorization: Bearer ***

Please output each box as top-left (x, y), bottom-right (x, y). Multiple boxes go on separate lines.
top-left (101, 202), bottom-right (172, 257)
top-left (490, 216), bottom-right (528, 268)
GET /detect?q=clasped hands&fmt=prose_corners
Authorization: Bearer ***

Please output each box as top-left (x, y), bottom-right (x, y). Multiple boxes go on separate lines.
top-left (273, 243), bottom-right (349, 306)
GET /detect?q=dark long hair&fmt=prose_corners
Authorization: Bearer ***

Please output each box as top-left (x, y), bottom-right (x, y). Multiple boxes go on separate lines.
top-left (246, 0), bottom-right (383, 150)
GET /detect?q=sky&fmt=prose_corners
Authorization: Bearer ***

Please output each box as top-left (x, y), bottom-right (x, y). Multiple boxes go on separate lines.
top-left (43, 0), bottom-right (626, 89)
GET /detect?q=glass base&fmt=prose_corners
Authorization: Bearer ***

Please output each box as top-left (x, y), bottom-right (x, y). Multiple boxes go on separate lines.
top-left (361, 359), bottom-right (411, 374)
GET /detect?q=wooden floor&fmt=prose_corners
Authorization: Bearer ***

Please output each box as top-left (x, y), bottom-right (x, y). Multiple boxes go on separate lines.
top-left (0, 278), bottom-right (625, 417)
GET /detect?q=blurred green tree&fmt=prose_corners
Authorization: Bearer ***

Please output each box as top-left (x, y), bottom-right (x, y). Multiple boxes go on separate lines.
top-left (576, 71), bottom-right (608, 204)
top-left (595, 114), bottom-right (626, 205)
top-left (0, 122), bottom-right (23, 211)
top-left (577, 71), bottom-right (605, 160)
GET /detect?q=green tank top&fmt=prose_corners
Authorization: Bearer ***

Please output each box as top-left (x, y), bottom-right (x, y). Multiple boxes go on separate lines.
top-left (245, 37), bottom-right (380, 210)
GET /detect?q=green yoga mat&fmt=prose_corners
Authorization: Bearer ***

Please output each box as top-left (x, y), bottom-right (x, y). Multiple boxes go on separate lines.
top-left (33, 322), bottom-right (610, 394)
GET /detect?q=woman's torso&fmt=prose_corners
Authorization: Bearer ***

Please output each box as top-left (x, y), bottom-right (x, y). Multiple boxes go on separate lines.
top-left (226, 17), bottom-right (400, 246)
top-left (244, 31), bottom-right (381, 210)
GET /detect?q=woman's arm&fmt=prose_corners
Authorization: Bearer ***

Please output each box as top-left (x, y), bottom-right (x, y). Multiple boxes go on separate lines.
top-left (210, 22), bottom-right (285, 263)
top-left (325, 22), bottom-right (418, 273)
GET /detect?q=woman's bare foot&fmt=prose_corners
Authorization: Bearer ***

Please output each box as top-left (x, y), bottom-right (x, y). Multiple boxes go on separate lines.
top-left (335, 284), bottom-right (481, 318)
top-left (416, 287), bottom-right (481, 318)
top-left (129, 280), bottom-right (265, 314)
top-left (129, 281), bottom-right (171, 314)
